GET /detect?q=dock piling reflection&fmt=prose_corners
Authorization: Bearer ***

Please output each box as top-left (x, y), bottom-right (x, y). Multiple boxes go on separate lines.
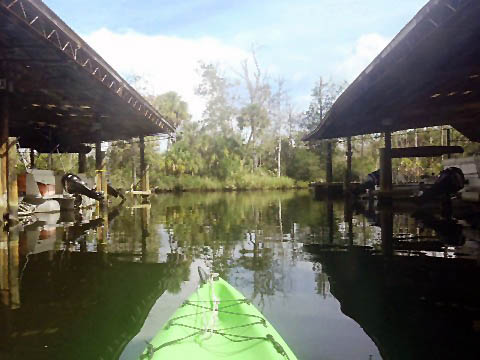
top-left (0, 226), bottom-right (20, 309)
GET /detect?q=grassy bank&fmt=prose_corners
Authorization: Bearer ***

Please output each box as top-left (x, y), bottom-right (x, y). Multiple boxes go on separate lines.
top-left (153, 174), bottom-right (308, 192)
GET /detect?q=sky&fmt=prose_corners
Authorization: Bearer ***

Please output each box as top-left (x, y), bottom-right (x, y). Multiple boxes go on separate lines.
top-left (43, 0), bottom-right (429, 119)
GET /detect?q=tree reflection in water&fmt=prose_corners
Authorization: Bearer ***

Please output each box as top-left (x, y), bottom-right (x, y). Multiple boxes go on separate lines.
top-left (5, 190), bottom-right (477, 359)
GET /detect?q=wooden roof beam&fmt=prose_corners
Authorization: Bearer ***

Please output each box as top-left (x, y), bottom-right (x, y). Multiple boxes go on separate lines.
top-left (390, 146), bottom-right (464, 158)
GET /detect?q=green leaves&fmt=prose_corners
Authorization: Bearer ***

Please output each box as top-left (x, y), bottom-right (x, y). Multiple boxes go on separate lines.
top-left (150, 91), bottom-right (191, 128)
top-left (303, 77), bottom-right (346, 132)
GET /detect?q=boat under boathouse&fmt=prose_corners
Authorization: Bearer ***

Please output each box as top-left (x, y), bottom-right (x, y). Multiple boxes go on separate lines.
top-left (303, 0), bottom-right (480, 200)
top-left (0, 0), bottom-right (175, 221)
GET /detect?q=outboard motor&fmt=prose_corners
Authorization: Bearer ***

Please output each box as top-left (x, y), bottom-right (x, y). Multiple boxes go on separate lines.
top-left (417, 167), bottom-right (465, 201)
top-left (354, 169), bottom-right (380, 195)
top-left (62, 173), bottom-right (104, 202)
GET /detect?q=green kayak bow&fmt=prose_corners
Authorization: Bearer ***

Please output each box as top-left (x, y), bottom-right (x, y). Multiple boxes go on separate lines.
top-left (141, 276), bottom-right (297, 359)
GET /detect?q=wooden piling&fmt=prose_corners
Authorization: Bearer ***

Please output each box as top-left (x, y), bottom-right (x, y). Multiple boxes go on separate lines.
top-left (0, 92), bottom-right (8, 221)
top-left (446, 128), bottom-right (451, 159)
top-left (326, 140), bottom-right (333, 185)
top-left (132, 158), bottom-right (136, 189)
top-left (95, 142), bottom-right (108, 250)
top-left (96, 141), bottom-right (102, 192)
top-left (30, 148), bottom-right (35, 169)
top-left (7, 137), bottom-right (18, 221)
top-left (139, 136), bottom-right (146, 192)
top-left (345, 136), bottom-right (352, 192)
top-left (8, 227), bottom-right (19, 309)
top-left (0, 226), bottom-right (20, 309)
top-left (78, 152), bottom-right (86, 173)
top-left (0, 92), bottom-right (17, 223)
top-left (141, 205), bottom-right (150, 263)
top-left (139, 136), bottom-right (150, 199)
top-left (95, 141), bottom-right (107, 203)
top-left (96, 206), bottom-right (108, 253)
top-left (380, 131), bottom-right (393, 200)
top-left (0, 229), bottom-right (8, 306)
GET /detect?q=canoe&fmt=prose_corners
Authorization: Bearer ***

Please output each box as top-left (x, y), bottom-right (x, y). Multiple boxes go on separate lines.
top-left (141, 276), bottom-right (297, 359)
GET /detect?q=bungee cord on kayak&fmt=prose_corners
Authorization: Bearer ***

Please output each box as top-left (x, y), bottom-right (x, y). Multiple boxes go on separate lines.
top-left (201, 275), bottom-right (220, 341)
top-left (141, 297), bottom-right (290, 360)
top-left (140, 271), bottom-right (292, 360)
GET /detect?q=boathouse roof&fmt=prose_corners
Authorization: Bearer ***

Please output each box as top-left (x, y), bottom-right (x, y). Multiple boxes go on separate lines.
top-left (304, 0), bottom-right (480, 142)
top-left (0, 0), bottom-right (174, 151)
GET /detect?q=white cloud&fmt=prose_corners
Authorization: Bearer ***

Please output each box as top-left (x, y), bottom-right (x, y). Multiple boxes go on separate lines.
top-left (335, 33), bottom-right (391, 82)
top-left (83, 28), bottom-right (249, 120)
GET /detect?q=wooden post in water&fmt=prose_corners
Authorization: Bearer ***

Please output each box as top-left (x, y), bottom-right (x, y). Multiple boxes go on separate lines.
top-left (0, 228), bottom-right (8, 306)
top-left (96, 141), bottom-right (102, 192)
top-left (30, 148), bottom-right (35, 169)
top-left (78, 152), bottom-right (86, 173)
top-left (132, 158), bottom-right (137, 190)
top-left (0, 90), bottom-right (9, 223)
top-left (380, 131), bottom-right (393, 200)
top-left (0, 224), bottom-right (20, 309)
top-left (96, 211), bottom-right (108, 254)
top-left (7, 137), bottom-right (18, 222)
top-left (141, 204), bottom-right (150, 263)
top-left (139, 136), bottom-right (146, 191)
top-left (345, 136), bottom-right (352, 192)
top-left (95, 141), bottom-right (107, 204)
top-left (95, 143), bottom-right (108, 251)
top-left (139, 136), bottom-right (149, 198)
top-left (326, 140), bottom-right (333, 186)
top-left (0, 85), bottom-right (18, 224)
top-left (7, 226), bottom-right (20, 309)
top-left (446, 128), bottom-right (452, 159)
top-left (380, 208), bottom-right (394, 258)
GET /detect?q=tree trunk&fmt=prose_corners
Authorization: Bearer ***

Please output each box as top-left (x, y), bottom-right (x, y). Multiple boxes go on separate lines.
top-left (277, 137), bottom-right (281, 177)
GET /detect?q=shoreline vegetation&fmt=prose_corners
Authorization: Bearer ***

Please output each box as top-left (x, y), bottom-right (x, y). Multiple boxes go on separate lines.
top-left (18, 58), bottom-right (480, 194)
top-left (152, 174), bottom-right (309, 193)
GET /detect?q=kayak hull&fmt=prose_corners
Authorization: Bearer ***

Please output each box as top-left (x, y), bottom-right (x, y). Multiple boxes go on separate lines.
top-left (141, 277), bottom-right (297, 359)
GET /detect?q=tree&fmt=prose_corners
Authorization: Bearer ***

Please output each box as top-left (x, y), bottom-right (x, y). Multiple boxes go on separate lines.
top-left (237, 104), bottom-right (270, 147)
top-left (150, 91), bottom-right (191, 128)
top-left (285, 147), bottom-right (323, 181)
top-left (195, 62), bottom-right (236, 135)
top-left (268, 79), bottom-right (289, 177)
top-left (303, 77), bottom-right (346, 133)
top-left (236, 50), bottom-right (272, 170)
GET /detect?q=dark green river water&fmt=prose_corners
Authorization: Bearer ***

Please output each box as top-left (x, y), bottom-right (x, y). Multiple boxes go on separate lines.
top-left (1, 190), bottom-right (479, 359)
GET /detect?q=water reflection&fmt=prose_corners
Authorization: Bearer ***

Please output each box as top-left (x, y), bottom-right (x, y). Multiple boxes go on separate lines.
top-left (306, 195), bottom-right (480, 360)
top-left (0, 199), bottom-right (190, 360)
top-left (0, 190), bottom-right (478, 359)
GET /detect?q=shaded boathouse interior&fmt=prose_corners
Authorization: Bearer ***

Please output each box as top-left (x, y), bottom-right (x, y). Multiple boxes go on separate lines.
top-left (0, 2), bottom-right (178, 356)
top-left (304, 0), bottom-right (480, 197)
top-left (0, 0), bottom-right (175, 223)
top-left (303, 1), bottom-right (480, 358)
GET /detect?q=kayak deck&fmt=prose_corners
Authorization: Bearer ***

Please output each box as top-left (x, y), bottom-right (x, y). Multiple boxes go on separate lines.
top-left (141, 277), bottom-right (297, 359)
